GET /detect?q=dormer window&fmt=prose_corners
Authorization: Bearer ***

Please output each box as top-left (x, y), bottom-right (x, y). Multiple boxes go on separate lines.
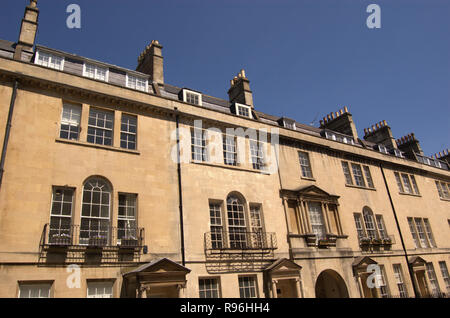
top-left (83, 63), bottom-right (109, 82)
top-left (35, 50), bottom-right (64, 71)
top-left (324, 131), bottom-right (337, 141)
top-left (377, 145), bottom-right (389, 154)
top-left (182, 89), bottom-right (202, 106)
top-left (234, 103), bottom-right (252, 119)
top-left (279, 118), bottom-right (296, 130)
top-left (126, 74), bottom-right (148, 92)
top-left (392, 149), bottom-right (405, 158)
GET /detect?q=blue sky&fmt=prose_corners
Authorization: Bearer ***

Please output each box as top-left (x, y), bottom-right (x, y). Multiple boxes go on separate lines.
top-left (1, 0), bottom-right (449, 156)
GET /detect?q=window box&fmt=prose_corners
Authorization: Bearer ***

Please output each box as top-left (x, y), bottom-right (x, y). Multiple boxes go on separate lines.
top-left (88, 237), bottom-right (107, 247)
top-left (383, 237), bottom-right (393, 245)
top-left (360, 237), bottom-right (371, 245)
top-left (371, 238), bottom-right (383, 245)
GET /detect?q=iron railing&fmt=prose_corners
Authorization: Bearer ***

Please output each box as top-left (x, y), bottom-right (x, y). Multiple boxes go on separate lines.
top-left (40, 223), bottom-right (145, 248)
top-left (204, 231), bottom-right (277, 251)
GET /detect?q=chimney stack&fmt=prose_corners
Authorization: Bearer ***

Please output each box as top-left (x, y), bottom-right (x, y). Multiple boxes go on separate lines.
top-left (320, 106), bottom-right (358, 139)
top-left (136, 40), bottom-right (164, 87)
top-left (228, 69), bottom-right (253, 107)
top-left (14, 0), bottom-right (39, 62)
top-left (363, 120), bottom-right (397, 149)
top-left (434, 149), bottom-right (450, 165)
top-left (396, 133), bottom-right (424, 159)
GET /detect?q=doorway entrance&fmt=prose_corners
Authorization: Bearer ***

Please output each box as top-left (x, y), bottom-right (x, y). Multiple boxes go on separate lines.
top-left (315, 269), bottom-right (349, 298)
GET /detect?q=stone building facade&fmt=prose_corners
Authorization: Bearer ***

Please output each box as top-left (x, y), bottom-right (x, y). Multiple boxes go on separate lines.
top-left (0, 1), bottom-right (449, 298)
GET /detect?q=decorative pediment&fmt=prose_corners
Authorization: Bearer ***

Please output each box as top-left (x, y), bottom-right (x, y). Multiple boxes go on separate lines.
top-left (124, 258), bottom-right (191, 277)
top-left (265, 258), bottom-right (302, 274)
top-left (352, 256), bottom-right (378, 269)
top-left (280, 185), bottom-right (339, 202)
top-left (409, 256), bottom-right (427, 266)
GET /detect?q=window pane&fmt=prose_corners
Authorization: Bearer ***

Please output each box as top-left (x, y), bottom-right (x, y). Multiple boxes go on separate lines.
top-left (239, 276), bottom-right (257, 298)
top-left (401, 174), bottom-right (413, 194)
top-left (363, 166), bottom-right (374, 188)
top-left (351, 163), bottom-right (365, 187)
top-left (199, 278), bottom-right (220, 298)
top-left (308, 202), bottom-right (326, 240)
top-left (19, 284), bottom-right (51, 298)
top-left (342, 162), bottom-right (353, 185)
top-left (298, 152), bottom-right (313, 178)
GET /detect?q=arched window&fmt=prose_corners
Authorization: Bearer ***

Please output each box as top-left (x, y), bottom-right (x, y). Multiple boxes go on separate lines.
top-left (227, 194), bottom-right (247, 249)
top-left (80, 177), bottom-right (112, 245)
top-left (362, 208), bottom-right (378, 239)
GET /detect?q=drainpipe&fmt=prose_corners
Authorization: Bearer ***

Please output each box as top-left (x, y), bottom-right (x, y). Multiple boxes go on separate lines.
top-left (379, 163), bottom-right (420, 298)
top-left (0, 80), bottom-right (19, 191)
top-left (174, 107), bottom-right (186, 266)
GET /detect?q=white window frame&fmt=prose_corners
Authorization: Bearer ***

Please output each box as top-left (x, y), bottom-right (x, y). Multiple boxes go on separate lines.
top-left (223, 133), bottom-right (237, 166)
top-left (199, 277), bottom-right (221, 298)
top-left (83, 63), bottom-right (109, 82)
top-left (126, 74), bottom-right (148, 92)
top-left (438, 261), bottom-right (450, 294)
top-left (308, 202), bottom-right (326, 241)
top-left (48, 187), bottom-right (74, 244)
top-left (238, 276), bottom-right (258, 298)
top-left (426, 263), bottom-right (441, 296)
top-left (378, 145), bottom-right (389, 154)
top-left (249, 139), bottom-right (265, 171)
top-left (191, 128), bottom-right (208, 162)
top-left (209, 202), bottom-right (224, 249)
top-left (283, 120), bottom-right (296, 130)
top-left (298, 151), bottom-right (313, 179)
top-left (87, 281), bottom-right (114, 298)
top-left (182, 89), bottom-right (202, 106)
top-left (18, 283), bottom-right (52, 298)
top-left (234, 103), bottom-right (252, 119)
top-left (60, 103), bottom-right (81, 141)
top-left (35, 50), bottom-right (65, 71)
top-left (393, 264), bottom-right (408, 298)
top-left (117, 193), bottom-right (137, 244)
top-left (393, 149), bottom-right (405, 158)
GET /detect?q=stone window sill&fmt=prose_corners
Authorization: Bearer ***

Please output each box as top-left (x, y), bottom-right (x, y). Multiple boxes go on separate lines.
top-left (55, 138), bottom-right (140, 155)
top-left (398, 192), bottom-right (421, 197)
top-left (345, 184), bottom-right (376, 191)
top-left (191, 160), bottom-right (270, 175)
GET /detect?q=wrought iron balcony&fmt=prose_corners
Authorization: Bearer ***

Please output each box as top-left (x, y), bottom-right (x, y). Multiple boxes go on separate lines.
top-left (40, 223), bottom-right (145, 250)
top-left (204, 231), bottom-right (277, 251)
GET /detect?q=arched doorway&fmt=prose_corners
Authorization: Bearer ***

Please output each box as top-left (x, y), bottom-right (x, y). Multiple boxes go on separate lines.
top-left (315, 269), bottom-right (349, 298)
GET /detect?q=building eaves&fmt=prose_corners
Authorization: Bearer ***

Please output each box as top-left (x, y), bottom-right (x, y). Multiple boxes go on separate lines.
top-left (0, 39), bottom-right (15, 53)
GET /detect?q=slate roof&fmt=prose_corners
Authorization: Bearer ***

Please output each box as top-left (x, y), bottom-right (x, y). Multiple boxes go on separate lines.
top-left (0, 39), bottom-right (15, 53)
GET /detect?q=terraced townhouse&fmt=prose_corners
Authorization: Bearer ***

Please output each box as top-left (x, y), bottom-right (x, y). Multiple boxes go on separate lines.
top-left (0, 0), bottom-right (449, 298)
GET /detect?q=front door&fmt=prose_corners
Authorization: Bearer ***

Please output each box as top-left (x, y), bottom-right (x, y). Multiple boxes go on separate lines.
top-left (146, 285), bottom-right (179, 298)
top-left (276, 279), bottom-right (298, 298)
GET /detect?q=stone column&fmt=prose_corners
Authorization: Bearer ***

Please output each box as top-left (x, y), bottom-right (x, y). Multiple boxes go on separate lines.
top-left (177, 284), bottom-right (184, 298)
top-left (271, 280), bottom-right (278, 298)
top-left (357, 274), bottom-right (365, 298)
top-left (295, 278), bottom-right (302, 298)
